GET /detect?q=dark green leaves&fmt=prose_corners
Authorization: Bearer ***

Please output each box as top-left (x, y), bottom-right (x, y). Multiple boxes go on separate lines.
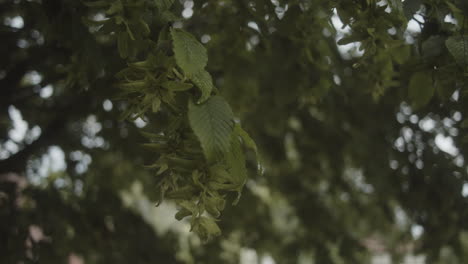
top-left (117, 31), bottom-right (129, 58)
top-left (403, 0), bottom-right (422, 19)
top-left (446, 35), bottom-right (468, 66)
top-left (155, 0), bottom-right (175, 11)
top-left (188, 96), bottom-right (235, 162)
top-left (422, 36), bottom-right (445, 58)
top-left (408, 71), bottom-right (434, 108)
top-left (160, 81), bottom-right (193, 91)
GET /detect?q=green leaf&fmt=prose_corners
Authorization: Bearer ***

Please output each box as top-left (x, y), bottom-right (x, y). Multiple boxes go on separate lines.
top-left (446, 35), bottom-right (468, 65)
top-left (140, 131), bottom-right (165, 141)
top-left (234, 125), bottom-right (257, 153)
top-left (403, 0), bottom-right (422, 19)
top-left (191, 70), bottom-right (214, 103)
top-left (161, 11), bottom-right (179, 22)
top-left (218, 133), bottom-right (247, 205)
top-left (408, 71), bottom-right (434, 108)
top-left (152, 97), bottom-right (161, 113)
top-left (389, 45), bottom-right (410, 64)
top-left (207, 165), bottom-right (239, 191)
top-left (117, 80), bottom-right (147, 91)
top-left (171, 28), bottom-right (208, 77)
top-left (188, 96), bottom-right (235, 162)
top-left (234, 124), bottom-right (258, 162)
top-left (203, 194), bottom-right (225, 218)
top-left (117, 31), bottom-right (129, 59)
top-left (166, 186), bottom-right (198, 200)
top-left (166, 156), bottom-right (199, 169)
top-left (225, 135), bottom-right (247, 185)
top-left (337, 35), bottom-right (362, 46)
top-left (209, 164), bottom-right (234, 183)
top-left (177, 200), bottom-right (198, 215)
top-left (192, 217), bottom-right (221, 241)
top-left (175, 208), bottom-right (192, 220)
top-left (155, 0), bottom-right (175, 11)
top-left (161, 81), bottom-right (193, 91)
top-left (434, 69), bottom-right (456, 101)
top-left (422, 36), bottom-right (444, 58)
top-left (107, 1), bottom-right (123, 15)
top-left (143, 157), bottom-right (168, 175)
top-left (199, 216), bottom-right (221, 235)
top-left (461, 119), bottom-right (468, 128)
top-left (138, 19), bottom-right (150, 36)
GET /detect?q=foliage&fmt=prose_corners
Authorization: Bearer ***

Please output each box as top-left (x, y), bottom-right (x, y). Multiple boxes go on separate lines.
top-left (1, 0), bottom-right (468, 263)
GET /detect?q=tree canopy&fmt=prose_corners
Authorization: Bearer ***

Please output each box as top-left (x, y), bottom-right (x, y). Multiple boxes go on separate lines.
top-left (2, 0), bottom-right (468, 263)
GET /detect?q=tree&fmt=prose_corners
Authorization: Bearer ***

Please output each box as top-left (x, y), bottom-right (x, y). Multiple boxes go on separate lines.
top-left (1, 0), bottom-right (468, 263)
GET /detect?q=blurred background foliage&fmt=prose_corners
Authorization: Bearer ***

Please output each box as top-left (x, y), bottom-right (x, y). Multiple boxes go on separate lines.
top-left (2, 0), bottom-right (468, 263)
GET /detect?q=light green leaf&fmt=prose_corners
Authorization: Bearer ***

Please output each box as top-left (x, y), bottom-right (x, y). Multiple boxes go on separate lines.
top-left (203, 194), bottom-right (225, 218)
top-left (177, 200), bottom-right (198, 215)
top-left (207, 165), bottom-right (239, 191)
top-left (152, 97), bottom-right (161, 112)
top-left (192, 217), bottom-right (221, 241)
top-left (234, 124), bottom-right (257, 157)
top-left (191, 69), bottom-right (214, 103)
top-left (408, 71), bottom-right (434, 108)
top-left (209, 164), bottom-right (234, 183)
top-left (156, 163), bottom-right (168, 175)
top-left (175, 208), bottom-right (192, 220)
top-left (188, 96), bottom-right (234, 162)
top-left (226, 135), bottom-right (247, 185)
top-left (107, 1), bottom-right (123, 15)
top-left (171, 28), bottom-right (207, 77)
top-left (140, 131), bottom-right (165, 140)
top-left (200, 216), bottom-right (221, 235)
top-left (446, 35), bottom-right (468, 65)
top-left (235, 123), bottom-right (261, 174)
top-left (225, 134), bottom-right (248, 204)
top-left (117, 80), bottom-right (147, 91)
top-left (143, 157), bottom-right (168, 175)
top-left (166, 186), bottom-right (198, 200)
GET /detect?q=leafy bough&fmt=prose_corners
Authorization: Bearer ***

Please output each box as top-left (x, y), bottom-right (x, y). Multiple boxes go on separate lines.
top-left (84, 0), bottom-right (258, 240)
